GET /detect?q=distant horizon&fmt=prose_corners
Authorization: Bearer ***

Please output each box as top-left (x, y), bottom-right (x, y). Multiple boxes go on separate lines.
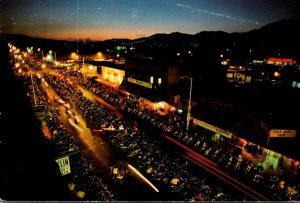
top-left (1, 0), bottom-right (299, 41)
top-left (2, 18), bottom-right (288, 42)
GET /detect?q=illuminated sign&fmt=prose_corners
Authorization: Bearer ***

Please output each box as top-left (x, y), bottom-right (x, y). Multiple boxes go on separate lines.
top-left (55, 156), bottom-right (71, 176)
top-left (192, 118), bottom-right (233, 139)
top-left (128, 77), bottom-right (152, 89)
top-left (101, 66), bottom-right (125, 85)
top-left (292, 81), bottom-right (300, 88)
top-left (269, 129), bottom-right (297, 138)
top-left (226, 73), bottom-right (234, 79)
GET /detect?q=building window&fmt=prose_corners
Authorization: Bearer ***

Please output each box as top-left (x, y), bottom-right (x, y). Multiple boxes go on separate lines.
top-left (150, 76), bottom-right (154, 84)
top-left (158, 78), bottom-right (161, 85)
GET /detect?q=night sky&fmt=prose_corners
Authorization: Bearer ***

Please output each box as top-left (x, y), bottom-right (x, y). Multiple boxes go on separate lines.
top-left (1, 0), bottom-right (300, 41)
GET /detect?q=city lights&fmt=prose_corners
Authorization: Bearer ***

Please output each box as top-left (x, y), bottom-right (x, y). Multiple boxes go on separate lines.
top-left (3, 6), bottom-right (300, 201)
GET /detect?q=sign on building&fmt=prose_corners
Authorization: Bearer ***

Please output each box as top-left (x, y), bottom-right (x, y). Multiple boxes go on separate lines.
top-left (55, 156), bottom-right (71, 176)
top-left (128, 77), bottom-right (153, 89)
top-left (192, 118), bottom-right (233, 139)
top-left (269, 129), bottom-right (297, 138)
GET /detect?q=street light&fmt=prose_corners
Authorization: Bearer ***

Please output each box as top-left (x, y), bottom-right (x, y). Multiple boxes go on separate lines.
top-left (28, 65), bottom-right (37, 106)
top-left (180, 76), bottom-right (193, 132)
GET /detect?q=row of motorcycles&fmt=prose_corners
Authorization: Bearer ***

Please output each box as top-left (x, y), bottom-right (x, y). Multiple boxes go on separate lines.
top-left (76, 75), bottom-right (298, 201)
top-left (27, 74), bottom-right (116, 201)
top-left (66, 80), bottom-right (238, 201)
top-left (47, 71), bottom-right (298, 201)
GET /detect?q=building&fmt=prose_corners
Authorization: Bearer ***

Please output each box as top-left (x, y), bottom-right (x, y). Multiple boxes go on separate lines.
top-left (120, 56), bottom-right (183, 102)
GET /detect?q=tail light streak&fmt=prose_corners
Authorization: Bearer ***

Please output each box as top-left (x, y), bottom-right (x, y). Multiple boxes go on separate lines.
top-left (127, 164), bottom-right (159, 193)
top-left (69, 118), bottom-right (83, 131)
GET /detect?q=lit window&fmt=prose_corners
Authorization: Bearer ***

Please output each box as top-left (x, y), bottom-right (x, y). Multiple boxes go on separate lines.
top-left (150, 76), bottom-right (154, 84)
top-left (158, 78), bottom-right (161, 84)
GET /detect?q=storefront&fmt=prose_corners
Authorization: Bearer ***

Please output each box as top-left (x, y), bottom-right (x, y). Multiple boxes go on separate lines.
top-left (192, 117), bottom-right (233, 139)
top-left (101, 66), bottom-right (125, 85)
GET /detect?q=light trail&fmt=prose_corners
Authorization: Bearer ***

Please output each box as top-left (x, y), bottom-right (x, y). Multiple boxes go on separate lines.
top-left (164, 135), bottom-right (269, 200)
top-left (184, 153), bottom-right (269, 201)
top-left (74, 115), bottom-right (79, 123)
top-left (69, 118), bottom-right (83, 131)
top-left (58, 99), bottom-right (65, 104)
top-left (127, 164), bottom-right (159, 193)
top-left (92, 129), bottom-right (103, 132)
top-left (163, 135), bottom-right (217, 166)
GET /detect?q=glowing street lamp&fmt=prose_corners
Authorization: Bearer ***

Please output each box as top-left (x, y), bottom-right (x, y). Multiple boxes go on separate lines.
top-left (274, 71), bottom-right (280, 77)
top-left (71, 52), bottom-right (77, 59)
top-left (97, 52), bottom-right (102, 58)
top-left (46, 54), bottom-right (52, 61)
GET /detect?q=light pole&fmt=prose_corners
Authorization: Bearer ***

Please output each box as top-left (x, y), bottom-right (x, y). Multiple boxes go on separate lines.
top-left (29, 67), bottom-right (37, 106)
top-left (180, 76), bottom-right (193, 132)
top-left (54, 52), bottom-right (57, 62)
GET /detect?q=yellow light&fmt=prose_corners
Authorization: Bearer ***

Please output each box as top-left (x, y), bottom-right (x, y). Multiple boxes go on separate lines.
top-left (58, 99), bottom-right (65, 104)
top-left (97, 52), bottom-right (102, 57)
top-left (68, 118), bottom-right (83, 131)
top-left (15, 63), bottom-right (20, 68)
top-left (274, 71), bottom-right (280, 77)
top-left (150, 76), bottom-right (154, 84)
top-left (42, 64), bottom-right (46, 69)
top-left (158, 78), bottom-right (161, 84)
top-left (49, 50), bottom-right (52, 54)
top-left (71, 52), bottom-right (77, 58)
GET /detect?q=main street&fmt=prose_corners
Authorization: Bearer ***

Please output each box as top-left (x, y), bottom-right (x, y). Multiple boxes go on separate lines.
top-left (46, 67), bottom-right (270, 200)
top-left (39, 73), bottom-right (164, 200)
top-left (18, 53), bottom-right (269, 201)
